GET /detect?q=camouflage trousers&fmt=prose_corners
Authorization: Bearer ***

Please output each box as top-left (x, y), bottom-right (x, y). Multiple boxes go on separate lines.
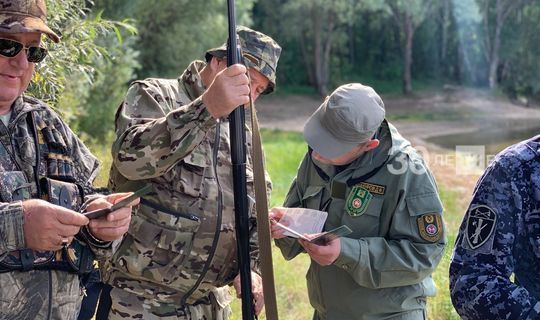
top-left (107, 287), bottom-right (232, 320)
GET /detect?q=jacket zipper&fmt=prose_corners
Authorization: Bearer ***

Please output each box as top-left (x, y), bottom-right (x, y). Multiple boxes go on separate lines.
top-left (182, 121), bottom-right (224, 304)
top-left (47, 270), bottom-right (52, 319)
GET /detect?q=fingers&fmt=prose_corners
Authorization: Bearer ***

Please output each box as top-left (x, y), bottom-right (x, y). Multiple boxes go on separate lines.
top-left (202, 64), bottom-right (253, 119)
top-left (55, 206), bottom-right (89, 226)
top-left (232, 274), bottom-right (242, 298)
top-left (89, 207), bottom-right (131, 228)
top-left (268, 207), bottom-right (285, 221)
top-left (58, 235), bottom-right (74, 247)
top-left (299, 238), bottom-right (341, 266)
top-left (223, 64), bottom-right (248, 77)
top-left (88, 206), bottom-right (132, 242)
top-left (108, 192), bottom-right (140, 207)
top-left (269, 222), bottom-right (286, 239)
top-left (254, 292), bottom-right (265, 315)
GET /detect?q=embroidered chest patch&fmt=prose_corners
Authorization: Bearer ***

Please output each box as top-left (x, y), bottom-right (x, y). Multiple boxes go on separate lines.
top-left (346, 185), bottom-right (373, 216)
top-left (466, 205), bottom-right (497, 250)
top-left (357, 182), bottom-right (386, 196)
top-left (417, 214), bottom-right (443, 242)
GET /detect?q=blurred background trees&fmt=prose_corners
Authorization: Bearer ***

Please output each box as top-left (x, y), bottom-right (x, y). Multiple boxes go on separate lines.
top-left (30, 0), bottom-right (540, 140)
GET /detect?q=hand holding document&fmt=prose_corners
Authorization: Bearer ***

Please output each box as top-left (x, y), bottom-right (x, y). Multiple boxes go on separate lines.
top-left (269, 207), bottom-right (352, 246)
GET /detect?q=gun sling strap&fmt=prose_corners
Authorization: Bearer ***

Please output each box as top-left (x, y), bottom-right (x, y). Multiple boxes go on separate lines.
top-left (249, 97), bottom-right (279, 320)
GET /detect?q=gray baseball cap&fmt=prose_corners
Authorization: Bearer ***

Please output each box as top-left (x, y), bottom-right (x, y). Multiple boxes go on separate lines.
top-left (303, 83), bottom-right (385, 158)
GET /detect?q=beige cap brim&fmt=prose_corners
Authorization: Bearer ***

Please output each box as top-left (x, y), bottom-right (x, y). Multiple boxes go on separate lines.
top-left (0, 14), bottom-right (60, 42)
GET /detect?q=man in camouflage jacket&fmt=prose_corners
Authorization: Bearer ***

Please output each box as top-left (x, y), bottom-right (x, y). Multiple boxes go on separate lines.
top-left (0, 1), bottom-right (136, 319)
top-left (104, 26), bottom-right (281, 319)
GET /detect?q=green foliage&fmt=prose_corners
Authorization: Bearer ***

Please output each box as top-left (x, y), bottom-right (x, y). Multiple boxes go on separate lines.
top-left (499, 3), bottom-right (540, 101)
top-left (58, 34), bottom-right (139, 141)
top-left (94, 0), bottom-right (256, 79)
top-left (30, 1), bottom-right (136, 108)
top-left (260, 129), bottom-right (307, 207)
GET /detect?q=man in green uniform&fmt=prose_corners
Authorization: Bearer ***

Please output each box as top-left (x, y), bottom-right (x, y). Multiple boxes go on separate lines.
top-left (0, 1), bottom-right (136, 319)
top-left (103, 26), bottom-right (281, 319)
top-left (270, 83), bottom-right (446, 319)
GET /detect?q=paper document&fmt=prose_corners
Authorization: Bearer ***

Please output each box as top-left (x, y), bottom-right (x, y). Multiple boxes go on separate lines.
top-left (278, 207), bottom-right (328, 238)
top-left (274, 222), bottom-right (353, 245)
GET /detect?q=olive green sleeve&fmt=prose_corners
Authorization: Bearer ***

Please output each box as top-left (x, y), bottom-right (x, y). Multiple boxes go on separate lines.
top-left (112, 81), bottom-right (216, 180)
top-left (333, 166), bottom-right (447, 289)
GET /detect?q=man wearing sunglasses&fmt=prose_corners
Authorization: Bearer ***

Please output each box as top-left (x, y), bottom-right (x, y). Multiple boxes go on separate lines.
top-left (0, 1), bottom-right (138, 319)
top-left (102, 26), bottom-right (281, 319)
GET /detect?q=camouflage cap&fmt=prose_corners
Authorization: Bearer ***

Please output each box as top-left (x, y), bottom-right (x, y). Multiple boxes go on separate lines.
top-left (0, 0), bottom-right (60, 43)
top-left (205, 26), bottom-right (281, 94)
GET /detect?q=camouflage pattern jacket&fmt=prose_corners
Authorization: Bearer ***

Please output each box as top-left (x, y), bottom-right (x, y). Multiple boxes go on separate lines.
top-left (106, 60), bottom-right (265, 307)
top-left (0, 96), bottom-right (110, 320)
top-left (276, 121), bottom-right (446, 320)
top-left (450, 135), bottom-right (540, 319)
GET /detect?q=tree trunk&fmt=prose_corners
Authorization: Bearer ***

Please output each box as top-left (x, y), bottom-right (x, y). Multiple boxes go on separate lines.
top-left (312, 5), bottom-right (325, 95)
top-left (441, 0), bottom-right (450, 61)
top-left (348, 24), bottom-right (355, 66)
top-left (299, 30), bottom-right (315, 86)
top-left (403, 15), bottom-right (414, 95)
top-left (488, 20), bottom-right (502, 89)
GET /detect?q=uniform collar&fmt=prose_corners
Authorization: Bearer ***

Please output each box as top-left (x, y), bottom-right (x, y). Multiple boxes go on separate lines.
top-left (10, 96), bottom-right (43, 120)
top-left (341, 120), bottom-right (412, 182)
top-left (179, 60), bottom-right (207, 101)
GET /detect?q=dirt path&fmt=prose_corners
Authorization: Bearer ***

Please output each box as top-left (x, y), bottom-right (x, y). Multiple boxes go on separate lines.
top-left (256, 87), bottom-right (540, 210)
top-left (257, 87), bottom-right (540, 147)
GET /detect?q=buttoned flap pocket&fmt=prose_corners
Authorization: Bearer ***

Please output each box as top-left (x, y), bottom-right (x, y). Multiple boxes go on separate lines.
top-left (39, 177), bottom-right (84, 211)
top-left (340, 196), bottom-right (384, 237)
top-left (525, 210), bottom-right (540, 257)
top-left (0, 171), bottom-right (32, 202)
top-left (179, 149), bottom-right (210, 198)
top-left (301, 185), bottom-right (324, 209)
top-left (116, 211), bottom-right (200, 285)
top-left (406, 193), bottom-right (443, 217)
top-left (406, 193), bottom-right (444, 243)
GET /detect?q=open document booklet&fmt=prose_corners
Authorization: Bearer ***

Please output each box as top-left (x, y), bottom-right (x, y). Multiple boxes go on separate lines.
top-left (273, 208), bottom-right (352, 245)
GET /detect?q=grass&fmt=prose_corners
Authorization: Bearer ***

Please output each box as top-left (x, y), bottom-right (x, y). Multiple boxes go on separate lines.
top-left (86, 129), bottom-right (466, 320)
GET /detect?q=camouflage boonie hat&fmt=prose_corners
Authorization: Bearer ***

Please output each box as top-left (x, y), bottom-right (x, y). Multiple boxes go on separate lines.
top-left (0, 0), bottom-right (60, 43)
top-left (205, 25), bottom-right (281, 94)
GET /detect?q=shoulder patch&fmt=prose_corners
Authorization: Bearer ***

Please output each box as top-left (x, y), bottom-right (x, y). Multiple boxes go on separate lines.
top-left (466, 205), bottom-right (497, 250)
top-left (417, 214), bottom-right (443, 242)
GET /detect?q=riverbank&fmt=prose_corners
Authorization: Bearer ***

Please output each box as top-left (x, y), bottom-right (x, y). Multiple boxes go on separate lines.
top-left (257, 86), bottom-right (540, 207)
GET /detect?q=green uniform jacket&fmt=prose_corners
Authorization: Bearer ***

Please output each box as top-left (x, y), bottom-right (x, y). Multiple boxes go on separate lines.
top-left (106, 61), bottom-right (268, 310)
top-left (276, 121), bottom-right (446, 320)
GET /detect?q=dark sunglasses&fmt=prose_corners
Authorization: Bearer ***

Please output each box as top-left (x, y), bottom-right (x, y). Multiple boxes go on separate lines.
top-left (0, 38), bottom-right (48, 63)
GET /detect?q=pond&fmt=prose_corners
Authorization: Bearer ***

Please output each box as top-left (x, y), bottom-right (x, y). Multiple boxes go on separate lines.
top-left (427, 126), bottom-right (540, 156)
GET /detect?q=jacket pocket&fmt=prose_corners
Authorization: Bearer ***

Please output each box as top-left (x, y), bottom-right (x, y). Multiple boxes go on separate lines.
top-left (339, 196), bottom-right (384, 237)
top-left (301, 185), bottom-right (324, 209)
top-left (525, 210), bottom-right (540, 257)
top-left (0, 171), bottom-right (32, 202)
top-left (115, 211), bottom-right (200, 285)
top-left (178, 149), bottom-right (209, 198)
